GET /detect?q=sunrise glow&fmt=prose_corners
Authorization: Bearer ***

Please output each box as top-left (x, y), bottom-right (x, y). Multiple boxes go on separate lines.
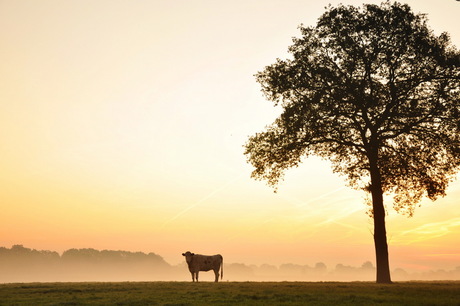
top-left (1, 0), bottom-right (459, 279)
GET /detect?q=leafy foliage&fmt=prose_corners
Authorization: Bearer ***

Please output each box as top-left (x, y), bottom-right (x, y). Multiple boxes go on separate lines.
top-left (245, 1), bottom-right (460, 216)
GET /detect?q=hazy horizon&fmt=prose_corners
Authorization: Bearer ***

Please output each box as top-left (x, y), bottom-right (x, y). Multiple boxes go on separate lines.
top-left (1, 0), bottom-right (459, 279)
top-left (1, 244), bottom-right (459, 283)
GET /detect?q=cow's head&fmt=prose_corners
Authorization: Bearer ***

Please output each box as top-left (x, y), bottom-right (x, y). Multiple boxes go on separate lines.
top-left (182, 251), bottom-right (194, 264)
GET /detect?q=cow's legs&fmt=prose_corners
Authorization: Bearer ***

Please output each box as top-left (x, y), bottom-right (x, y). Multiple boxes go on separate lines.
top-left (195, 271), bottom-right (199, 282)
top-left (190, 272), bottom-right (195, 282)
top-left (214, 269), bottom-right (219, 282)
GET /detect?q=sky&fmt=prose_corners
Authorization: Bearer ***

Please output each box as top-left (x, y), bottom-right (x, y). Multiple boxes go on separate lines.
top-left (1, 0), bottom-right (459, 275)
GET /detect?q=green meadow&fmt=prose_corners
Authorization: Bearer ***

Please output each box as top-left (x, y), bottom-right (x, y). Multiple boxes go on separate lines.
top-left (0, 281), bottom-right (459, 305)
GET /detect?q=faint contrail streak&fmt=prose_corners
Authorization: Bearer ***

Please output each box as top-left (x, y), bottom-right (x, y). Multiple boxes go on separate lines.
top-left (225, 186), bottom-right (348, 242)
top-left (281, 186), bottom-right (346, 208)
top-left (161, 174), bottom-right (244, 228)
top-left (392, 217), bottom-right (460, 244)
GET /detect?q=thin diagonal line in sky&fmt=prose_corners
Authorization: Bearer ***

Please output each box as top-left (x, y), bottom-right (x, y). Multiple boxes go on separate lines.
top-left (161, 174), bottom-right (244, 228)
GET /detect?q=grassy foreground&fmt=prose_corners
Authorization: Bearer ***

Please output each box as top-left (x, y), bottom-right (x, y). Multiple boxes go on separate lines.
top-left (0, 281), bottom-right (459, 305)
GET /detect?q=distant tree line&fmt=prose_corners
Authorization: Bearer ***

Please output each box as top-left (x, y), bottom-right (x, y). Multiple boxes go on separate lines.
top-left (1, 245), bottom-right (459, 282)
top-left (226, 261), bottom-right (378, 281)
top-left (0, 245), bottom-right (172, 282)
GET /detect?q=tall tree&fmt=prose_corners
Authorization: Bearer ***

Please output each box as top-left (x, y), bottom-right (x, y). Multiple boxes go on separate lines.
top-left (245, 1), bottom-right (460, 283)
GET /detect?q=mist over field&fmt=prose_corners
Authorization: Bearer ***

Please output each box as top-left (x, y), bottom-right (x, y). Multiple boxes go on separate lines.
top-left (1, 245), bottom-right (459, 283)
top-left (2, 1), bottom-right (460, 288)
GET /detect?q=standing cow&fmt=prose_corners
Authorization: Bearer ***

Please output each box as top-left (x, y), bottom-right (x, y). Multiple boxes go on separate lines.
top-left (182, 251), bottom-right (223, 282)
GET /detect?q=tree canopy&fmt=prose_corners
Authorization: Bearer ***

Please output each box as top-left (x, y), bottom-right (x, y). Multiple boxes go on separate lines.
top-left (246, 1), bottom-right (460, 215)
top-left (245, 1), bottom-right (460, 283)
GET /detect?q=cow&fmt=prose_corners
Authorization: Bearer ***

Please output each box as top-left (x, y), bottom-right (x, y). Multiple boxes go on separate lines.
top-left (182, 251), bottom-right (223, 282)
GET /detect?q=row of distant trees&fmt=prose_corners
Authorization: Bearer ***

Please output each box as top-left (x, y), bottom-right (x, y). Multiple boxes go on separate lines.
top-left (1, 245), bottom-right (459, 282)
top-left (226, 262), bottom-right (460, 282)
top-left (0, 245), bottom-right (171, 282)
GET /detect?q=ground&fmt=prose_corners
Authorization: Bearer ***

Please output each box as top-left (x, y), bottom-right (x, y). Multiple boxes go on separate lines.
top-left (0, 281), bottom-right (459, 305)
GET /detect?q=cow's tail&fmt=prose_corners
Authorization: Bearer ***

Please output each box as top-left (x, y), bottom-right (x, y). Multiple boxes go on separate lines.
top-left (220, 255), bottom-right (224, 280)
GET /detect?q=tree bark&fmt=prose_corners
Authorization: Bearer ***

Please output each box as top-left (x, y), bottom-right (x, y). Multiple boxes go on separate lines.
top-left (369, 149), bottom-right (392, 284)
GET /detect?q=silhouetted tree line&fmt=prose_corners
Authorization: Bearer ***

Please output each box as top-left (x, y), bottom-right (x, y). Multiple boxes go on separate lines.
top-left (225, 261), bottom-right (370, 281)
top-left (224, 261), bottom-right (460, 282)
top-left (1, 245), bottom-right (459, 282)
top-left (0, 245), bottom-right (172, 282)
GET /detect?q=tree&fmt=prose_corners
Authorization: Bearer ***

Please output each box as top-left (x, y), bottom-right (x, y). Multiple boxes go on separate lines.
top-left (244, 1), bottom-right (460, 283)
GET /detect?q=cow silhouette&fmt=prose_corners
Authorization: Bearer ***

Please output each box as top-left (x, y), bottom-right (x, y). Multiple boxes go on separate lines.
top-left (182, 251), bottom-right (223, 282)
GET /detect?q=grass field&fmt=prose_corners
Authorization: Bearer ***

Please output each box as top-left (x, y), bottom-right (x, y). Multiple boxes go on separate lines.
top-left (0, 281), bottom-right (459, 305)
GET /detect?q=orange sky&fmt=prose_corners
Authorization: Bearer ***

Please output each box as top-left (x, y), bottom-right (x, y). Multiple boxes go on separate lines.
top-left (1, 0), bottom-right (459, 273)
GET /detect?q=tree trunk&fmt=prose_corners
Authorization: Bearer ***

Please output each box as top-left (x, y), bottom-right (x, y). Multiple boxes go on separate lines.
top-left (369, 151), bottom-right (392, 284)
